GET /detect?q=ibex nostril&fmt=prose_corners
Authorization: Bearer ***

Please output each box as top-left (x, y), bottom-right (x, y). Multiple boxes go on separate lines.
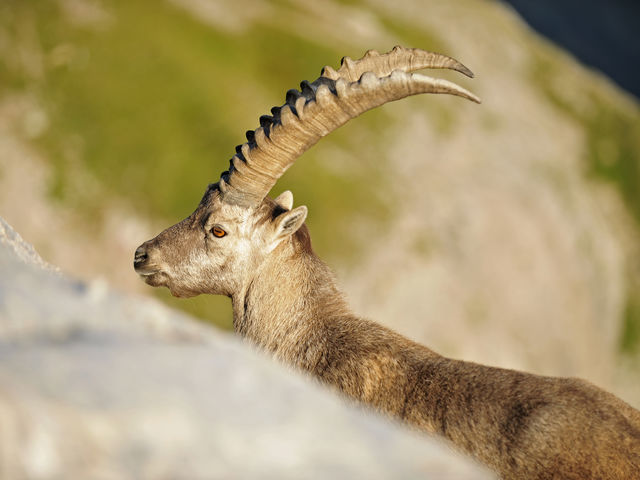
top-left (133, 246), bottom-right (148, 266)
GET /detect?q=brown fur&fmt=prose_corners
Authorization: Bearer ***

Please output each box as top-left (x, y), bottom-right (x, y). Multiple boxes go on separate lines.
top-left (236, 222), bottom-right (640, 479)
top-left (136, 187), bottom-right (640, 480)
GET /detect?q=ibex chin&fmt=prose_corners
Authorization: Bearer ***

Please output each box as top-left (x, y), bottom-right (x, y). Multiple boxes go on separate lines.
top-left (134, 46), bottom-right (640, 479)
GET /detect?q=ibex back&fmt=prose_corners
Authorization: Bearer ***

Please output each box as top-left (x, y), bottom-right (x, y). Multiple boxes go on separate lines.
top-left (134, 46), bottom-right (640, 479)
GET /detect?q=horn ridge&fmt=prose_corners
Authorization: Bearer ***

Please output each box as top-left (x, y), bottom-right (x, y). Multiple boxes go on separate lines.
top-left (321, 45), bottom-right (474, 82)
top-left (219, 47), bottom-right (479, 207)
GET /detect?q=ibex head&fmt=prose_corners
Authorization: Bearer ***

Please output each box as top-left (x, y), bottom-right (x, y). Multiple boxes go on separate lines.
top-left (133, 185), bottom-right (307, 298)
top-left (133, 46), bottom-right (479, 298)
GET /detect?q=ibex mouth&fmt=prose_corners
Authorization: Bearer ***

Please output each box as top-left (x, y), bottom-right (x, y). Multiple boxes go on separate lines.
top-left (137, 270), bottom-right (169, 289)
top-left (133, 261), bottom-right (160, 277)
top-left (136, 269), bottom-right (159, 277)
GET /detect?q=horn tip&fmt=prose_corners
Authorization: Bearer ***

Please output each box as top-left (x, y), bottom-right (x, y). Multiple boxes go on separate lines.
top-left (458, 65), bottom-right (475, 78)
top-left (467, 92), bottom-right (482, 104)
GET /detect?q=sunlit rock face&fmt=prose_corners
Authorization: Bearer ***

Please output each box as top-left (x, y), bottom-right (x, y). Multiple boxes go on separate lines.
top-left (0, 217), bottom-right (492, 480)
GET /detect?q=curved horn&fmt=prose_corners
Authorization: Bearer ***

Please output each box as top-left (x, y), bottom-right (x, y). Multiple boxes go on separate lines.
top-left (321, 45), bottom-right (475, 82)
top-left (219, 47), bottom-right (480, 207)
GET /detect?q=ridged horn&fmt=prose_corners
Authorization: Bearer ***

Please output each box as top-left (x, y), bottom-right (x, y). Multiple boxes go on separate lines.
top-left (219, 47), bottom-right (480, 207)
top-left (321, 45), bottom-right (475, 82)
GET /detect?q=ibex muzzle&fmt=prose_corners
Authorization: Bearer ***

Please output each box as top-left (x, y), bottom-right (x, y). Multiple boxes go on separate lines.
top-left (134, 47), bottom-right (640, 479)
top-left (133, 216), bottom-right (201, 296)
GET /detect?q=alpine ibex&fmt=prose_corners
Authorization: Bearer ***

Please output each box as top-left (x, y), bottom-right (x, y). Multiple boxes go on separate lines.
top-left (134, 46), bottom-right (640, 479)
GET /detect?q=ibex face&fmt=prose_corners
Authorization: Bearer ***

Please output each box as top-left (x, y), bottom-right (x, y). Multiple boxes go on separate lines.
top-left (134, 185), bottom-right (307, 298)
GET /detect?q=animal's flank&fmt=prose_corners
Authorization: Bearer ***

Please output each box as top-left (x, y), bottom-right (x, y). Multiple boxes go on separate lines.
top-left (134, 46), bottom-right (640, 479)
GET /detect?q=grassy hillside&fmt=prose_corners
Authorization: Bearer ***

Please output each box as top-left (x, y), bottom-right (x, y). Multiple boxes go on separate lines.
top-left (1, 0), bottom-right (422, 325)
top-left (529, 43), bottom-right (640, 355)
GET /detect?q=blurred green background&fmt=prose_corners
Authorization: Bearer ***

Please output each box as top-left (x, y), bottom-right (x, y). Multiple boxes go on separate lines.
top-left (2, 0), bottom-right (413, 326)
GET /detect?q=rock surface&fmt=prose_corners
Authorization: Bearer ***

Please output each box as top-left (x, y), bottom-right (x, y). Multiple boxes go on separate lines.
top-left (0, 217), bottom-right (492, 479)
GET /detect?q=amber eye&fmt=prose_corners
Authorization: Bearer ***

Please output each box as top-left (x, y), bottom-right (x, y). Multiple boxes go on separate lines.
top-left (211, 225), bottom-right (227, 238)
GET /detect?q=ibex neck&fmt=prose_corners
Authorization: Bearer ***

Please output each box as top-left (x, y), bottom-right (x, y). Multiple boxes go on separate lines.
top-left (231, 236), bottom-right (349, 360)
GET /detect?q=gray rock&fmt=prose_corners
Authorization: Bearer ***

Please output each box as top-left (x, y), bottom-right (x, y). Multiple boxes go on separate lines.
top-left (0, 217), bottom-right (492, 479)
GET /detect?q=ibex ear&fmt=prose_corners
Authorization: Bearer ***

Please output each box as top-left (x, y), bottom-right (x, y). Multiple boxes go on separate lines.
top-left (272, 205), bottom-right (307, 242)
top-left (274, 190), bottom-right (294, 210)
